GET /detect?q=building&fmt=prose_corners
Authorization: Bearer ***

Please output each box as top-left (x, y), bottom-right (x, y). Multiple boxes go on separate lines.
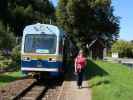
top-left (88, 39), bottom-right (106, 59)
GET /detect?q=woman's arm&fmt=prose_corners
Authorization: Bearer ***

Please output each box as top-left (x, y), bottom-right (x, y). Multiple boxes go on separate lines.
top-left (74, 58), bottom-right (77, 72)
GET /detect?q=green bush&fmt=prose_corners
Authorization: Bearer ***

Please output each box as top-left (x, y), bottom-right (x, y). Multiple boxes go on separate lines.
top-left (111, 40), bottom-right (133, 58)
top-left (0, 51), bottom-right (4, 60)
top-left (0, 59), bottom-right (11, 68)
top-left (10, 45), bottom-right (21, 70)
top-left (0, 31), bottom-right (15, 50)
top-left (0, 50), bottom-right (11, 69)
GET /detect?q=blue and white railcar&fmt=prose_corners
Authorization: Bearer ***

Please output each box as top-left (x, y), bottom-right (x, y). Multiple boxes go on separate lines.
top-left (21, 23), bottom-right (66, 78)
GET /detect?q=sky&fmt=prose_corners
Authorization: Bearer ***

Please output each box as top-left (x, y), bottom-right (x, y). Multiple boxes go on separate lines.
top-left (50, 0), bottom-right (133, 41)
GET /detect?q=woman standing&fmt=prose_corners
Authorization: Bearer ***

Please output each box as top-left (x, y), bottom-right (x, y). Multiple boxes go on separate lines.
top-left (75, 50), bottom-right (87, 89)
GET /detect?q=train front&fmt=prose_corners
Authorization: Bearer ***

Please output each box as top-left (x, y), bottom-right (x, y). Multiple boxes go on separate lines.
top-left (21, 24), bottom-right (63, 79)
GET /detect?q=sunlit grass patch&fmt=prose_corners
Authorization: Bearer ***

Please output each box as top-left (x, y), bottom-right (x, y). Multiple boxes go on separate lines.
top-left (0, 71), bottom-right (22, 87)
top-left (86, 60), bottom-right (133, 100)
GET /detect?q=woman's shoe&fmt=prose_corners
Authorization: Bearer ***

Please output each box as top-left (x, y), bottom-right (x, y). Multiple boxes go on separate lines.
top-left (78, 86), bottom-right (82, 89)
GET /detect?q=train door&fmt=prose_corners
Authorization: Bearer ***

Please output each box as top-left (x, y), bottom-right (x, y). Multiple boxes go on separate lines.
top-left (63, 37), bottom-right (70, 73)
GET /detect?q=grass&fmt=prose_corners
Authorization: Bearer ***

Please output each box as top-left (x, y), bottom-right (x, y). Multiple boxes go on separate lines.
top-left (86, 60), bottom-right (133, 100)
top-left (0, 71), bottom-right (23, 87)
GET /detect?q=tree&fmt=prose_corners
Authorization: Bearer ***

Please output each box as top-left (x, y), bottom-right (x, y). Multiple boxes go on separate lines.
top-left (0, 0), bottom-right (55, 36)
top-left (0, 21), bottom-right (15, 50)
top-left (56, 0), bottom-right (71, 32)
top-left (56, 0), bottom-right (119, 49)
top-left (111, 40), bottom-right (133, 58)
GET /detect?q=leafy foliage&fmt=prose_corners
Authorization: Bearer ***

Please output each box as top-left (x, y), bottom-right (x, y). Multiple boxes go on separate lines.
top-left (56, 0), bottom-right (119, 49)
top-left (0, 22), bottom-right (15, 50)
top-left (10, 45), bottom-right (21, 70)
top-left (111, 40), bottom-right (133, 58)
top-left (0, 0), bottom-right (55, 36)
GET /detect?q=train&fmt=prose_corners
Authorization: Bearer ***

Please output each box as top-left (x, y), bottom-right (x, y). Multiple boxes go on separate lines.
top-left (21, 23), bottom-right (77, 79)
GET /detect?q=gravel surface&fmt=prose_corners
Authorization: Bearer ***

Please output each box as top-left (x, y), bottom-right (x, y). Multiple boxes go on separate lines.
top-left (0, 78), bottom-right (35, 100)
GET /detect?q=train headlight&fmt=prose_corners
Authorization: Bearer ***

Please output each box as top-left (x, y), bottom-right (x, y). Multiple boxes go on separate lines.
top-left (48, 58), bottom-right (57, 62)
top-left (23, 57), bottom-right (31, 61)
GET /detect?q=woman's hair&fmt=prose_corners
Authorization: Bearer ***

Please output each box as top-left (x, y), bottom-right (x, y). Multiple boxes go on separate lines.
top-left (79, 50), bottom-right (83, 54)
top-left (78, 49), bottom-right (86, 57)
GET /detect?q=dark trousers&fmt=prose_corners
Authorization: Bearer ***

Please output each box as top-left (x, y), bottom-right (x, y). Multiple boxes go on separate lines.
top-left (77, 69), bottom-right (84, 86)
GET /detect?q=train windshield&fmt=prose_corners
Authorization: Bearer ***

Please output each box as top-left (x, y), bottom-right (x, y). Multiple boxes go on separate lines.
top-left (24, 34), bottom-right (57, 54)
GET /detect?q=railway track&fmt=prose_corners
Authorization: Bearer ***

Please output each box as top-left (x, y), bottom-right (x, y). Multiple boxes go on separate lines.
top-left (12, 79), bottom-right (64, 100)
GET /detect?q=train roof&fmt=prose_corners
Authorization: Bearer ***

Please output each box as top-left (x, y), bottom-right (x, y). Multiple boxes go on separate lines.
top-left (23, 23), bottom-right (65, 36)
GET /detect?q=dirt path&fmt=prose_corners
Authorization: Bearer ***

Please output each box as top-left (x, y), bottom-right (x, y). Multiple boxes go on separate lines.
top-left (59, 76), bottom-right (92, 100)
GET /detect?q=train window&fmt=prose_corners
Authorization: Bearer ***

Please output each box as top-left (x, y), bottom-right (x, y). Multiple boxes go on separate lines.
top-left (24, 34), bottom-right (57, 54)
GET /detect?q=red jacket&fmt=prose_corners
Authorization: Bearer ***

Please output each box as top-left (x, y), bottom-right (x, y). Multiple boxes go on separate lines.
top-left (75, 55), bottom-right (86, 70)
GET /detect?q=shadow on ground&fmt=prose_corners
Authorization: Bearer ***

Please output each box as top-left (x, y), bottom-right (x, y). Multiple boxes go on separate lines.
top-left (65, 60), bottom-right (109, 82)
top-left (89, 78), bottom-right (110, 88)
top-left (85, 60), bottom-right (109, 80)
